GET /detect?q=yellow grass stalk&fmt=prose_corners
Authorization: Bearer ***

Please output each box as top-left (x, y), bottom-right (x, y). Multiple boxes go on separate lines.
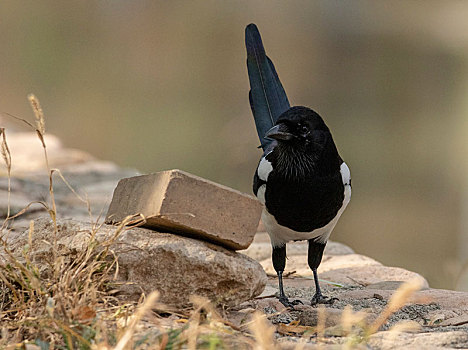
top-left (113, 291), bottom-right (159, 350)
top-left (249, 311), bottom-right (278, 350)
top-left (368, 278), bottom-right (423, 334)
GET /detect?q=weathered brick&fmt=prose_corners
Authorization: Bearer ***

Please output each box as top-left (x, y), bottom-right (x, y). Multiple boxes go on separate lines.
top-left (105, 169), bottom-right (262, 250)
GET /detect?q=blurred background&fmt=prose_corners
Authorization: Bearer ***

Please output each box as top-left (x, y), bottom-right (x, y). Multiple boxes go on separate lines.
top-left (1, 1), bottom-right (468, 291)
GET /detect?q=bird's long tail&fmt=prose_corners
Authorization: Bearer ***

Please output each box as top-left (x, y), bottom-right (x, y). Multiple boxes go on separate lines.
top-left (245, 23), bottom-right (290, 151)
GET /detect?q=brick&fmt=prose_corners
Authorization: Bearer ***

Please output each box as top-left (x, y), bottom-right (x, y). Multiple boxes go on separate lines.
top-left (105, 169), bottom-right (263, 250)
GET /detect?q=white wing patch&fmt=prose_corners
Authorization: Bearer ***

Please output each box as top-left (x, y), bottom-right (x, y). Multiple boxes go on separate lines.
top-left (340, 162), bottom-right (351, 185)
top-left (256, 184), bottom-right (266, 205)
top-left (257, 157), bottom-right (273, 181)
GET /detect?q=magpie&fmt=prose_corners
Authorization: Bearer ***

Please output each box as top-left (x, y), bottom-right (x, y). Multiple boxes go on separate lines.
top-left (245, 23), bottom-right (351, 307)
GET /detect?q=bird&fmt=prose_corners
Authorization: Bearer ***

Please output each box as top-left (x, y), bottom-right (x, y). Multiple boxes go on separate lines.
top-left (245, 23), bottom-right (351, 307)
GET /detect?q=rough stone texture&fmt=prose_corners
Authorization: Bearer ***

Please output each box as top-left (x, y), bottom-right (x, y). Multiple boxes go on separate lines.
top-left (259, 253), bottom-right (429, 289)
top-left (261, 253), bottom-right (381, 275)
top-left (105, 170), bottom-right (262, 250)
top-left (9, 218), bottom-right (267, 307)
top-left (232, 274), bottom-right (468, 348)
top-left (368, 331), bottom-right (468, 350)
top-left (240, 231), bottom-right (354, 261)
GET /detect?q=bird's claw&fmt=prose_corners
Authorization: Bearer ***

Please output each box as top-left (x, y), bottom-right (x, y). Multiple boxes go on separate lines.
top-left (310, 294), bottom-right (337, 306)
top-left (279, 297), bottom-right (303, 309)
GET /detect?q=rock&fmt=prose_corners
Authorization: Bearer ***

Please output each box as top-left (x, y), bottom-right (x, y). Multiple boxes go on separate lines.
top-left (366, 281), bottom-right (407, 290)
top-left (325, 241), bottom-right (355, 256)
top-left (317, 265), bottom-right (429, 288)
top-left (257, 285), bottom-right (278, 298)
top-left (291, 304), bottom-right (345, 327)
top-left (0, 177), bottom-right (45, 217)
top-left (240, 233), bottom-right (354, 262)
top-left (0, 189), bottom-right (44, 217)
top-left (416, 289), bottom-right (468, 311)
top-left (105, 170), bottom-right (262, 250)
top-left (259, 252), bottom-right (428, 288)
top-left (260, 254), bottom-right (382, 277)
top-left (9, 218), bottom-right (267, 307)
top-left (439, 314), bottom-right (468, 326)
top-left (368, 330), bottom-right (468, 350)
top-left (240, 241), bottom-right (271, 261)
top-left (3, 132), bottom-right (94, 176)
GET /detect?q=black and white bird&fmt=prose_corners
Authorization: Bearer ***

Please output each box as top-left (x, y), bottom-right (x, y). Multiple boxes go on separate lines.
top-left (245, 23), bottom-right (351, 307)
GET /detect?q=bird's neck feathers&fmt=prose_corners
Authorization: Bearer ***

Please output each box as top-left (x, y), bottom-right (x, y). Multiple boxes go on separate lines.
top-left (274, 137), bottom-right (341, 179)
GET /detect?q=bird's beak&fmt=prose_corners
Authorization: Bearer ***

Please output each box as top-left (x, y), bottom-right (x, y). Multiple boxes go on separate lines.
top-left (265, 124), bottom-right (294, 141)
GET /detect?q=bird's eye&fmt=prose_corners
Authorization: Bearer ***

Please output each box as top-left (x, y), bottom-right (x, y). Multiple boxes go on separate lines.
top-left (300, 125), bottom-right (308, 134)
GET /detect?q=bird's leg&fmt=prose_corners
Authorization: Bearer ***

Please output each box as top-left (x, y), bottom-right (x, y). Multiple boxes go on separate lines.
top-left (272, 245), bottom-right (303, 308)
top-left (308, 240), bottom-right (337, 305)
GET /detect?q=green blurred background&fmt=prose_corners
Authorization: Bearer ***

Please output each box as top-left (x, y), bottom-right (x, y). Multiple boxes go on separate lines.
top-left (1, 1), bottom-right (468, 290)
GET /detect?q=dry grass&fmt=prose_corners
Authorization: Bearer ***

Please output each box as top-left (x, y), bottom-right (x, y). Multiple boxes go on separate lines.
top-left (0, 95), bottom-right (427, 349)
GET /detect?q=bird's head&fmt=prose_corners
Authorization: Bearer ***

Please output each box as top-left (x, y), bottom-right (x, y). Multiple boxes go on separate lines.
top-left (265, 106), bottom-right (331, 151)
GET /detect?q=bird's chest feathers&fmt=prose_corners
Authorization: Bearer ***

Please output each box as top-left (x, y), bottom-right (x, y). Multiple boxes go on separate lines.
top-left (264, 151), bottom-right (345, 232)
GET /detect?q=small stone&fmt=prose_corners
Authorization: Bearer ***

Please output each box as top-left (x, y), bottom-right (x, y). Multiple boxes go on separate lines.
top-left (105, 170), bottom-right (262, 250)
top-left (373, 293), bottom-right (384, 300)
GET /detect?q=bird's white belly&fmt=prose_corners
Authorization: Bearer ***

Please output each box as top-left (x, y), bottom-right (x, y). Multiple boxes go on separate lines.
top-left (262, 180), bottom-right (351, 247)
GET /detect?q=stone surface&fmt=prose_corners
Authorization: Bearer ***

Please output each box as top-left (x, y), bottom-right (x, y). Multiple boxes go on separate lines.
top-left (240, 232), bottom-right (354, 261)
top-left (261, 253), bottom-right (381, 275)
top-left (105, 170), bottom-right (262, 250)
top-left (368, 331), bottom-right (468, 350)
top-left (9, 218), bottom-right (267, 307)
top-left (259, 254), bottom-right (429, 289)
top-left (233, 274), bottom-right (468, 348)
top-left (1, 132), bottom-right (94, 175)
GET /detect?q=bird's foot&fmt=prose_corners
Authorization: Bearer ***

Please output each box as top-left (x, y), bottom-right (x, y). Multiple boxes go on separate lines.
top-left (278, 296), bottom-right (303, 309)
top-left (310, 293), bottom-right (337, 306)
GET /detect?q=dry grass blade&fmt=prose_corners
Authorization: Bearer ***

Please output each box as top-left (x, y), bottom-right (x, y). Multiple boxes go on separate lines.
top-left (1, 201), bottom-right (50, 231)
top-left (27, 93), bottom-right (45, 136)
top-left (249, 311), bottom-right (278, 350)
top-left (0, 128), bottom-right (11, 219)
top-left (0, 206), bottom-right (131, 346)
top-left (0, 128), bottom-right (11, 173)
top-left (316, 305), bottom-right (326, 346)
top-left (113, 291), bottom-right (159, 350)
top-left (186, 297), bottom-right (204, 350)
top-left (0, 96), bottom-right (151, 348)
top-left (341, 305), bottom-right (367, 335)
top-left (0, 112), bottom-right (35, 129)
top-left (368, 278), bottom-right (423, 334)
top-left (52, 168), bottom-right (89, 202)
top-left (388, 320), bottom-right (421, 333)
top-left (376, 320), bottom-right (422, 346)
top-left (25, 94), bottom-right (59, 261)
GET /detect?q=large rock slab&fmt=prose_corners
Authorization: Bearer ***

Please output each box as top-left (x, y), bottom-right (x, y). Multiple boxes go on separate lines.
top-left (260, 253), bottom-right (429, 288)
top-left (9, 218), bottom-right (267, 307)
top-left (105, 170), bottom-right (262, 250)
top-left (240, 232), bottom-right (354, 261)
top-left (368, 331), bottom-right (468, 350)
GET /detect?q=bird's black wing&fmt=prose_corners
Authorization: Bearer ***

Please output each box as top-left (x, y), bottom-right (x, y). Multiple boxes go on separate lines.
top-left (246, 23), bottom-right (290, 151)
